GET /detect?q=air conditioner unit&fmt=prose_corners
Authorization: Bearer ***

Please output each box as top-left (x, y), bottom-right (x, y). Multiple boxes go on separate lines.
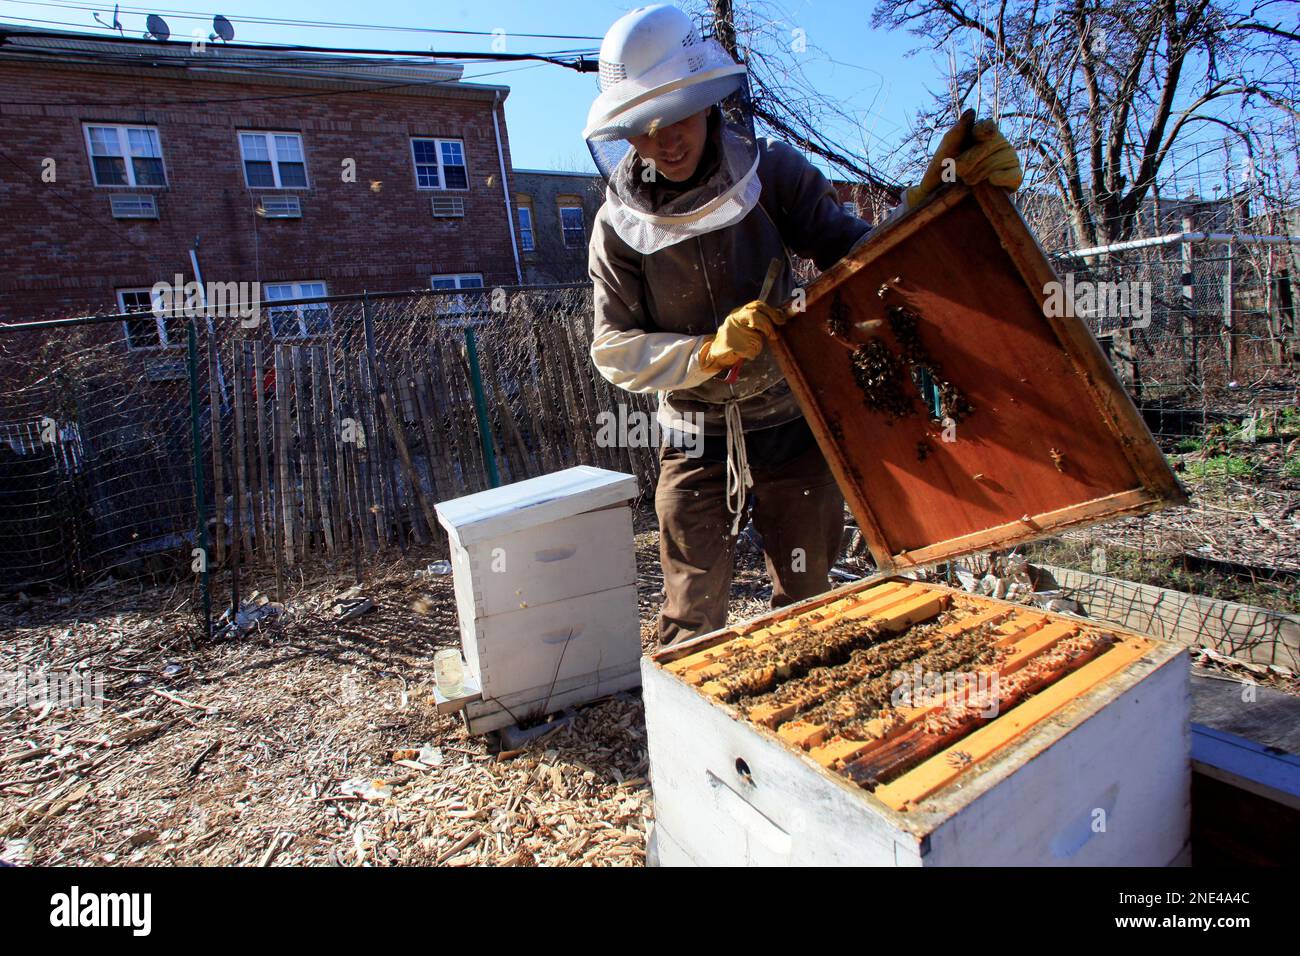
top-left (110, 195), bottom-right (158, 219)
top-left (431, 195), bottom-right (465, 218)
top-left (259, 196), bottom-right (302, 218)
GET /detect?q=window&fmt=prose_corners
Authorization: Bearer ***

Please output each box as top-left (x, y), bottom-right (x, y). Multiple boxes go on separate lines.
top-left (559, 202), bottom-right (585, 248)
top-left (239, 132), bottom-right (308, 189)
top-left (265, 281), bottom-right (330, 337)
top-left (431, 273), bottom-right (485, 314)
top-left (842, 200), bottom-right (860, 217)
top-left (411, 138), bottom-right (468, 190)
top-left (84, 125), bottom-right (166, 187)
top-left (119, 288), bottom-right (183, 349)
top-left (516, 197), bottom-right (535, 252)
top-left (430, 274), bottom-right (484, 291)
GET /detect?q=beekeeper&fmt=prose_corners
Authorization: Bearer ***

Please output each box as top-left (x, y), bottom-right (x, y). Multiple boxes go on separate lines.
top-left (585, 4), bottom-right (1022, 645)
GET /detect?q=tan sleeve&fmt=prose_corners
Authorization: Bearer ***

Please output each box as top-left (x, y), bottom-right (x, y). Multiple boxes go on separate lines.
top-left (588, 212), bottom-right (718, 394)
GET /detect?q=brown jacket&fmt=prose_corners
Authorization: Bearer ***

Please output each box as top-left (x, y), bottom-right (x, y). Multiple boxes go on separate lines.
top-left (588, 137), bottom-right (877, 435)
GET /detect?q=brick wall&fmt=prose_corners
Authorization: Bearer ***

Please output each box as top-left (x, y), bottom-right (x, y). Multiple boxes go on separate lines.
top-left (0, 61), bottom-right (523, 333)
top-left (833, 180), bottom-right (900, 225)
top-left (507, 170), bottom-right (896, 287)
top-left (512, 170), bottom-right (604, 285)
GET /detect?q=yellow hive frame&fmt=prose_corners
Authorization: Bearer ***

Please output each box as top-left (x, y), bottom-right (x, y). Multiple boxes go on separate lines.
top-left (656, 576), bottom-right (1156, 812)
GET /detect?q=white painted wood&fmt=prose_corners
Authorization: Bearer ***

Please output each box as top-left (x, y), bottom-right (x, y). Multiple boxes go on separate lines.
top-left (642, 656), bottom-right (923, 866)
top-left (448, 537), bottom-right (485, 682)
top-left (643, 627), bottom-right (1190, 867)
top-left (463, 584), bottom-right (640, 698)
top-left (435, 466), bottom-right (638, 547)
top-left (919, 648), bottom-right (1189, 865)
top-left (646, 821), bottom-right (696, 867)
top-left (464, 660), bottom-right (641, 734)
top-left (434, 467), bottom-right (642, 735)
top-left (449, 507), bottom-right (637, 620)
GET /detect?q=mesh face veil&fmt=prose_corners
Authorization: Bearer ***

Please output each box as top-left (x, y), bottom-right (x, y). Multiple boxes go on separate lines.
top-left (585, 5), bottom-right (761, 254)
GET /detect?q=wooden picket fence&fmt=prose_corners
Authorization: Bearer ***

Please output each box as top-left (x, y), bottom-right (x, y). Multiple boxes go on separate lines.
top-left (205, 307), bottom-right (661, 582)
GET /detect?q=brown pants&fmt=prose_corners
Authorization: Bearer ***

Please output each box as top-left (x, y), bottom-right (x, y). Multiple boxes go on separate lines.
top-left (654, 416), bottom-right (845, 646)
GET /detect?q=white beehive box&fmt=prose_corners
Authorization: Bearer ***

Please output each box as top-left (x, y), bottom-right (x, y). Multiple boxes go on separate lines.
top-left (644, 576), bottom-right (1190, 867)
top-left (434, 466), bottom-right (641, 734)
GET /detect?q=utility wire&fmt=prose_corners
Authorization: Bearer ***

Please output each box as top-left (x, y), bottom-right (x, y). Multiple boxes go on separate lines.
top-left (0, 142), bottom-right (149, 250)
top-left (0, 0), bottom-right (603, 40)
top-left (0, 27), bottom-right (599, 69)
top-left (0, 39), bottom-right (597, 65)
top-left (0, 15), bottom-right (595, 56)
top-left (0, 33), bottom-right (591, 65)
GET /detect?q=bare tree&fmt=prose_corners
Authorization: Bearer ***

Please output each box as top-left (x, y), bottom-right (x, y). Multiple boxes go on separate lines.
top-left (872, 0), bottom-right (1300, 247)
top-left (698, 0), bottom-right (905, 210)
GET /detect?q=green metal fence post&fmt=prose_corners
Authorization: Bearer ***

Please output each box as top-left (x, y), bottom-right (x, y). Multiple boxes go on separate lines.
top-left (464, 325), bottom-right (500, 488)
top-left (187, 319), bottom-right (212, 639)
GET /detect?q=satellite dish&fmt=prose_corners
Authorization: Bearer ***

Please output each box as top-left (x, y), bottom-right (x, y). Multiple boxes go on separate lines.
top-left (145, 13), bottom-right (170, 41)
top-left (210, 15), bottom-right (234, 42)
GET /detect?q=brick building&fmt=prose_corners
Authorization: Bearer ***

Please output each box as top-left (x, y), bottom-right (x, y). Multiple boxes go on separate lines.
top-left (0, 28), bottom-right (524, 337)
top-left (507, 169), bottom-right (897, 287)
top-left (511, 169), bottom-right (604, 285)
top-left (833, 180), bottom-right (901, 226)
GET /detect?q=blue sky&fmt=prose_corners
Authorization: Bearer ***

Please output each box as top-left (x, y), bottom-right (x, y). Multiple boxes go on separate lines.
top-left (0, 0), bottom-right (939, 175)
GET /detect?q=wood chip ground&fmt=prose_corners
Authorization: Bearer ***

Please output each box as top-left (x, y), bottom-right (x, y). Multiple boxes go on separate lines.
top-left (0, 511), bottom-right (775, 866)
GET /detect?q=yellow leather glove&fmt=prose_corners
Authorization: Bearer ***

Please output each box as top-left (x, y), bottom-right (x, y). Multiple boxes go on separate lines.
top-left (906, 110), bottom-right (1023, 208)
top-left (698, 301), bottom-right (786, 373)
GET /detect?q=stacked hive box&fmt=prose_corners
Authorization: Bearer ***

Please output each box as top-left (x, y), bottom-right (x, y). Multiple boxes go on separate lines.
top-left (643, 577), bottom-right (1189, 866)
top-left (434, 466), bottom-right (641, 733)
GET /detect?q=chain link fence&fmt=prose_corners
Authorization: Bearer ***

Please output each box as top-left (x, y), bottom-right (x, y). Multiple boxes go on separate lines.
top-left (1018, 207), bottom-right (1300, 619)
top-left (0, 285), bottom-right (663, 629)
top-left (3, 216), bottom-right (1297, 638)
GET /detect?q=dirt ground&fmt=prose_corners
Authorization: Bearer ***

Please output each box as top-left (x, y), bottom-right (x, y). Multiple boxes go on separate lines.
top-left (1025, 436), bottom-right (1300, 614)
top-left (0, 510), bottom-right (776, 867)
top-left (4, 495), bottom-right (1292, 866)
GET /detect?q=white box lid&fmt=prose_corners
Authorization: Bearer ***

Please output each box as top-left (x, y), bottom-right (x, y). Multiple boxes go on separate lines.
top-left (435, 466), bottom-right (638, 547)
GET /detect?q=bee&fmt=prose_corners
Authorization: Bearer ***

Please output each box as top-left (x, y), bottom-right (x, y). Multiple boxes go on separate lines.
top-left (946, 749), bottom-right (974, 768)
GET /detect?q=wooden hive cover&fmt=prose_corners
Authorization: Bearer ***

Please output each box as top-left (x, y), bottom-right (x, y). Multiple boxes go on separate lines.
top-left (771, 183), bottom-right (1185, 570)
top-left (434, 465), bottom-right (637, 547)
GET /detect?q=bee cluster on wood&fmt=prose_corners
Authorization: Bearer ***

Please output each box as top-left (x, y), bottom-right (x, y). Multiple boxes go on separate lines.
top-left (686, 592), bottom-right (1121, 792)
top-left (850, 339), bottom-right (915, 421)
top-left (828, 298), bottom-right (975, 433)
top-left (887, 307), bottom-right (974, 425)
